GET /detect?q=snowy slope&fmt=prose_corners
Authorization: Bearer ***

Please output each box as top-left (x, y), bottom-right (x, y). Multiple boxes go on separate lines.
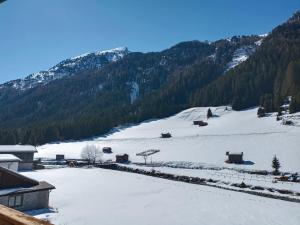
top-left (225, 45), bottom-right (256, 71)
top-left (36, 106), bottom-right (300, 172)
top-left (0, 47), bottom-right (129, 90)
top-left (225, 34), bottom-right (267, 72)
top-left (23, 168), bottom-right (300, 225)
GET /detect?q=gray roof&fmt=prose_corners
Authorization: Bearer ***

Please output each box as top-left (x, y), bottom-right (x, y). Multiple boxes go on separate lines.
top-left (0, 145), bottom-right (37, 153)
top-left (0, 166), bottom-right (55, 196)
top-left (0, 154), bottom-right (22, 162)
top-left (0, 181), bottom-right (55, 197)
top-left (228, 152), bottom-right (243, 156)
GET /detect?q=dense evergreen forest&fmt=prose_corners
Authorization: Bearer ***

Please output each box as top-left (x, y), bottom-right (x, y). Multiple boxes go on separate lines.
top-left (0, 12), bottom-right (299, 145)
top-left (192, 12), bottom-right (300, 112)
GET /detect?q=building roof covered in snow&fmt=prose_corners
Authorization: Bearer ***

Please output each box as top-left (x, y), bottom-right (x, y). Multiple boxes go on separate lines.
top-left (0, 145), bottom-right (37, 153)
top-left (0, 154), bottom-right (22, 162)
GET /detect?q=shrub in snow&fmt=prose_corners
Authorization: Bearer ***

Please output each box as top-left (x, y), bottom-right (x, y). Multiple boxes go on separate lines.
top-left (240, 181), bottom-right (247, 188)
top-left (81, 145), bottom-right (103, 165)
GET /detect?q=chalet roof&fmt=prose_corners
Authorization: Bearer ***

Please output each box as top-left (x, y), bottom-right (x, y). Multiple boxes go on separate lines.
top-left (228, 152), bottom-right (243, 156)
top-left (0, 167), bottom-right (55, 196)
top-left (116, 153), bottom-right (128, 157)
top-left (0, 145), bottom-right (37, 153)
top-left (0, 154), bottom-right (22, 162)
top-left (0, 166), bottom-right (38, 189)
top-left (0, 181), bottom-right (55, 197)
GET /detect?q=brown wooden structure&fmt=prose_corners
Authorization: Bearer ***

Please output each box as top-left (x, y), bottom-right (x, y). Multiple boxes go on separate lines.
top-left (116, 154), bottom-right (129, 163)
top-left (226, 152), bottom-right (244, 164)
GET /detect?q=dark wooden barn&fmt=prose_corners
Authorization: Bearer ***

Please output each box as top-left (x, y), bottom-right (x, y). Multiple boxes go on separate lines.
top-left (193, 121), bottom-right (208, 126)
top-left (161, 132), bottom-right (172, 138)
top-left (226, 152), bottom-right (244, 164)
top-left (116, 154), bottom-right (129, 163)
top-left (103, 147), bottom-right (113, 154)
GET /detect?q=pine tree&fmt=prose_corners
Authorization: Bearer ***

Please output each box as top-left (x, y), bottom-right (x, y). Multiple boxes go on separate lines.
top-left (207, 108), bottom-right (213, 119)
top-left (272, 155), bottom-right (281, 175)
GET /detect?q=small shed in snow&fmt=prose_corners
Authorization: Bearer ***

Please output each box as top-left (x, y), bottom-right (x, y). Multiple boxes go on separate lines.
top-left (116, 154), bottom-right (129, 163)
top-left (161, 132), bottom-right (172, 138)
top-left (193, 120), bottom-right (208, 126)
top-left (0, 154), bottom-right (21, 172)
top-left (56, 155), bottom-right (65, 161)
top-left (226, 152), bottom-right (243, 164)
top-left (103, 147), bottom-right (112, 154)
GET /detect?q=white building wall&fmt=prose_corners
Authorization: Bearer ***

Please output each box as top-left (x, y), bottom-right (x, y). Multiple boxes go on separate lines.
top-left (0, 190), bottom-right (50, 212)
top-left (0, 161), bottom-right (19, 172)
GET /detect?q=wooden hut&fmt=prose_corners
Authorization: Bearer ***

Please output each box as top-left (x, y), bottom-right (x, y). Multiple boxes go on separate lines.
top-left (103, 147), bottom-right (112, 154)
top-left (193, 121), bottom-right (208, 126)
top-left (198, 121), bottom-right (208, 126)
top-left (226, 151), bottom-right (243, 164)
top-left (116, 154), bottom-right (129, 163)
top-left (56, 154), bottom-right (65, 161)
top-left (161, 132), bottom-right (172, 138)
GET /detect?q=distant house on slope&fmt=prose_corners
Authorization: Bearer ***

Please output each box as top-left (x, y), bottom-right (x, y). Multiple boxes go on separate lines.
top-left (0, 166), bottom-right (55, 211)
top-left (0, 154), bottom-right (21, 172)
top-left (226, 152), bottom-right (244, 164)
top-left (103, 147), bottom-right (112, 154)
top-left (0, 145), bottom-right (37, 170)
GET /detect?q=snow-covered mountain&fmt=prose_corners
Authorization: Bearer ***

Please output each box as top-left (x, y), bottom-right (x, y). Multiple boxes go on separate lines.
top-left (0, 47), bottom-right (129, 91)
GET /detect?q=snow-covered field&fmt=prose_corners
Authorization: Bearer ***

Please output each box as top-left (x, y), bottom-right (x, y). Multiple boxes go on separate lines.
top-left (37, 106), bottom-right (300, 172)
top-left (23, 168), bottom-right (300, 225)
top-left (25, 107), bottom-right (300, 224)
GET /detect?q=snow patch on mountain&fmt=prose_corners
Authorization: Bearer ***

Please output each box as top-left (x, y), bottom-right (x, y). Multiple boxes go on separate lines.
top-left (225, 45), bottom-right (256, 72)
top-left (127, 81), bottom-right (140, 104)
top-left (225, 35), bottom-right (266, 72)
top-left (255, 33), bottom-right (268, 46)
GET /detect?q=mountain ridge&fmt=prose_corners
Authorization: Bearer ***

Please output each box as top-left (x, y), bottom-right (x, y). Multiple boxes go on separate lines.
top-left (0, 47), bottom-right (129, 91)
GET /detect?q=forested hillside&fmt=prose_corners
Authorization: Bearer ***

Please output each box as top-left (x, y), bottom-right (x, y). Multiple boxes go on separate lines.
top-left (192, 11), bottom-right (300, 112)
top-left (0, 12), bottom-right (299, 145)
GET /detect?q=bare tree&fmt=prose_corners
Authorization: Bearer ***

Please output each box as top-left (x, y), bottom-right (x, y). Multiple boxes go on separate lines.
top-left (81, 145), bottom-right (102, 164)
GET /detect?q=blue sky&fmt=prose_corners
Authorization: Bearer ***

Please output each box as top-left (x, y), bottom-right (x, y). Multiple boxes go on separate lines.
top-left (0, 0), bottom-right (299, 83)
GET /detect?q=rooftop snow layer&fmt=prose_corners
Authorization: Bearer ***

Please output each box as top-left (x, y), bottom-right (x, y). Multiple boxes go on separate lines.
top-left (0, 154), bottom-right (21, 162)
top-left (0, 145), bottom-right (37, 153)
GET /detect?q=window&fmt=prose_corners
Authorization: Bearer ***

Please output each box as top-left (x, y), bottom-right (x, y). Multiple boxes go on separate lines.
top-left (8, 195), bottom-right (23, 208)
